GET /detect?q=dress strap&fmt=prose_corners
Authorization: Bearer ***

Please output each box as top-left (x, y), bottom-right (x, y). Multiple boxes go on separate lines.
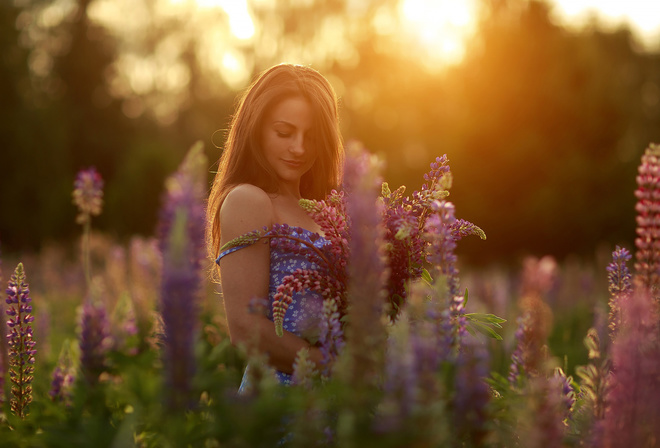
top-left (215, 244), bottom-right (252, 264)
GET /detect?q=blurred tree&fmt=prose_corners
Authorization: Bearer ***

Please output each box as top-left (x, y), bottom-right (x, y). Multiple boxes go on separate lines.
top-left (0, 0), bottom-right (74, 251)
top-left (446, 1), bottom-right (660, 263)
top-left (326, 0), bottom-right (660, 264)
top-left (2, 0), bottom-right (659, 266)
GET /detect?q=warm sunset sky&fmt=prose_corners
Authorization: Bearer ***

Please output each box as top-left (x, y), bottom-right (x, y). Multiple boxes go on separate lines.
top-left (203, 0), bottom-right (660, 66)
top-left (552, 0), bottom-right (660, 47)
top-left (82, 0), bottom-right (659, 111)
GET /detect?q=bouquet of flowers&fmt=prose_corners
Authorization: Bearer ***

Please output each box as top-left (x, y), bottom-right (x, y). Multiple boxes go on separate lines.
top-left (219, 153), bottom-right (488, 369)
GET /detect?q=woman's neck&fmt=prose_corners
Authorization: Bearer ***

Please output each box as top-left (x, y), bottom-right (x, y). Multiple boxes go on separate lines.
top-left (274, 181), bottom-right (302, 200)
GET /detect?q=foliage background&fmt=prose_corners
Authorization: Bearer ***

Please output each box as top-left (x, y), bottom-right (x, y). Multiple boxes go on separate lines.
top-left (2, 0), bottom-right (659, 265)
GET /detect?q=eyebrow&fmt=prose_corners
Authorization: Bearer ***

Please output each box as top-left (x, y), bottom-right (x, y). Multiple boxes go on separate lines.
top-left (271, 120), bottom-right (312, 133)
top-left (272, 120), bottom-right (295, 127)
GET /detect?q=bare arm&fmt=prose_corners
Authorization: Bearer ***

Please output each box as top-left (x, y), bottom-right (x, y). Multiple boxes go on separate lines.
top-left (218, 184), bottom-right (322, 374)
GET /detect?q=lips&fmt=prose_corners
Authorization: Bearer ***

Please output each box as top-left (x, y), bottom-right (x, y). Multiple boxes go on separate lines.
top-left (282, 159), bottom-right (305, 168)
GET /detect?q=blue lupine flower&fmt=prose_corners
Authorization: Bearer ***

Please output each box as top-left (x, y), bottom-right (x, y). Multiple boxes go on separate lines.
top-left (606, 246), bottom-right (633, 340)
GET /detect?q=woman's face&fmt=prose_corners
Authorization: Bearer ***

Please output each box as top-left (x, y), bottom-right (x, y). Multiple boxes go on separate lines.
top-left (260, 95), bottom-right (316, 193)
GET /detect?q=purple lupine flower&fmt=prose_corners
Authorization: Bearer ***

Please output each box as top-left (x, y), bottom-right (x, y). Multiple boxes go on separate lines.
top-left (292, 348), bottom-right (317, 389)
top-left (508, 315), bottom-right (526, 385)
top-left (72, 167), bottom-right (104, 225)
top-left (79, 298), bottom-right (112, 386)
top-left (523, 375), bottom-right (569, 448)
top-left (73, 167), bottom-right (105, 288)
top-left (449, 218), bottom-right (487, 241)
top-left (381, 189), bottom-right (425, 318)
top-left (0, 342), bottom-right (3, 410)
top-left (375, 316), bottom-right (417, 433)
top-left (318, 296), bottom-right (344, 376)
top-left (110, 294), bottom-right (139, 356)
top-left (509, 259), bottom-right (555, 385)
top-left (342, 147), bottom-right (388, 386)
top-left (157, 144), bottom-right (207, 409)
top-left (418, 155), bottom-right (452, 206)
top-left (5, 262), bottom-right (36, 418)
top-left (634, 143), bottom-right (660, 294)
top-left (606, 246), bottom-right (633, 341)
top-left (424, 201), bottom-right (471, 351)
top-left (50, 364), bottom-right (75, 404)
top-left (453, 337), bottom-right (491, 446)
top-left (379, 155), bottom-right (485, 321)
top-left (0, 246), bottom-right (5, 409)
top-left (424, 201), bottom-right (460, 299)
top-left (507, 312), bottom-right (547, 385)
top-left (604, 287), bottom-right (660, 447)
top-left (553, 368), bottom-right (576, 423)
top-left (412, 318), bottom-right (444, 398)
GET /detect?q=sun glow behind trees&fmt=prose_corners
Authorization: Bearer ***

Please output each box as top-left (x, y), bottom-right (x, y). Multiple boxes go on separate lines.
top-left (552, 0), bottom-right (660, 50)
top-left (171, 0), bottom-right (255, 40)
top-left (398, 0), bottom-right (479, 68)
top-left (78, 0), bottom-right (660, 123)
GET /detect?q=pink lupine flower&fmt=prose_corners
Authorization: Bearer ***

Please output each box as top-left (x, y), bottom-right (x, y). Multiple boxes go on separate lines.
top-left (634, 143), bottom-right (660, 294)
top-left (520, 255), bottom-right (558, 300)
top-left (604, 287), bottom-right (660, 447)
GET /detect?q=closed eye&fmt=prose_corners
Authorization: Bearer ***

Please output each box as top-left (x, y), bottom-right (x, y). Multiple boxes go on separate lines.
top-left (276, 131), bottom-right (291, 138)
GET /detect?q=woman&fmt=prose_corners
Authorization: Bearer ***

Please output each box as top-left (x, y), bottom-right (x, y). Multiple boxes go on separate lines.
top-left (206, 64), bottom-right (344, 388)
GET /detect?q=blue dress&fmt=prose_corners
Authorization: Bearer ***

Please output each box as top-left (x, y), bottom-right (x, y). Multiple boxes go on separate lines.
top-left (216, 226), bottom-right (331, 390)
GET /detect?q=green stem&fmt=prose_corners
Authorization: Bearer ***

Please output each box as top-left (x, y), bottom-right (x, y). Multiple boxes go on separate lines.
top-left (83, 220), bottom-right (91, 289)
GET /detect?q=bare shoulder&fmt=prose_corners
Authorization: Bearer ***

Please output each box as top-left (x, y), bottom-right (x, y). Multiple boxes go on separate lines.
top-left (220, 184), bottom-right (274, 240)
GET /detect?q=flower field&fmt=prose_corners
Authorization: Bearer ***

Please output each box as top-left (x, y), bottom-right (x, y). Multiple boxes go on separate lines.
top-left (1, 141), bottom-right (659, 447)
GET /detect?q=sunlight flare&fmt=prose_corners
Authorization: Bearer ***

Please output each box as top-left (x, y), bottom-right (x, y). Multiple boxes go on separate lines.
top-left (168, 0), bottom-right (254, 40)
top-left (398, 0), bottom-right (478, 66)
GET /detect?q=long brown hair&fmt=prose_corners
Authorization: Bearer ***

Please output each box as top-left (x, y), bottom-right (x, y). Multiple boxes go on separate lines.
top-left (206, 63), bottom-right (344, 262)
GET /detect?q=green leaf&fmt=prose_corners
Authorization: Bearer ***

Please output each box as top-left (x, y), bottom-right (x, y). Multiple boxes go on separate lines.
top-left (468, 320), bottom-right (504, 340)
top-left (218, 229), bottom-right (263, 253)
top-left (466, 313), bottom-right (507, 328)
top-left (421, 268), bottom-right (433, 286)
top-left (464, 288), bottom-right (469, 307)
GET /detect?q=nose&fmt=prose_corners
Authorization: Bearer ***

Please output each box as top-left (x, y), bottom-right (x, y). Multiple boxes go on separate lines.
top-left (289, 134), bottom-right (305, 156)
